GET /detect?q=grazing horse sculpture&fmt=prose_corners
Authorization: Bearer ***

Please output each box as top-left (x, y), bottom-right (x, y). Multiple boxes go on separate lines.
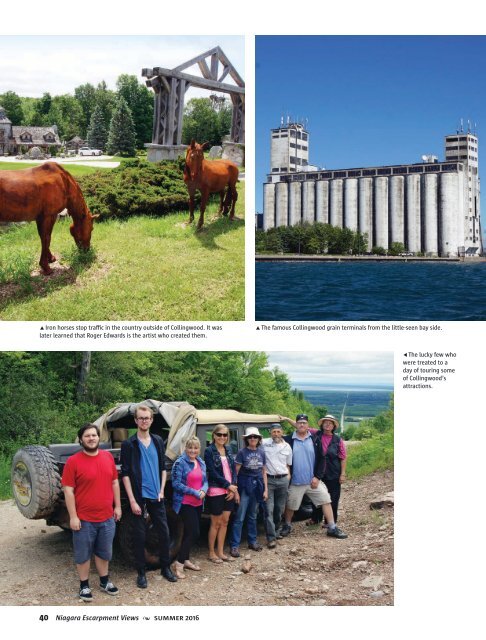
top-left (0, 162), bottom-right (98, 275)
top-left (183, 140), bottom-right (239, 229)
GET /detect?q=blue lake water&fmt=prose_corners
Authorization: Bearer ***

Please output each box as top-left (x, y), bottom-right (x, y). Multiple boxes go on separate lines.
top-left (255, 261), bottom-right (486, 321)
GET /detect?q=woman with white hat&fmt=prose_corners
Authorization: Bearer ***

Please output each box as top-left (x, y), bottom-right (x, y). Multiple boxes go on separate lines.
top-left (229, 427), bottom-right (268, 558)
top-left (313, 415), bottom-right (347, 526)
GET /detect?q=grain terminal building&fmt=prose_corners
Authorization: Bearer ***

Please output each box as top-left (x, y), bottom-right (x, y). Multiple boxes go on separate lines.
top-left (262, 123), bottom-right (482, 257)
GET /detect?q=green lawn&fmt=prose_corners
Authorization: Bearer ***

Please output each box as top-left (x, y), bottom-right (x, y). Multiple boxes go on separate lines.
top-left (0, 162), bottom-right (104, 178)
top-left (0, 182), bottom-right (245, 321)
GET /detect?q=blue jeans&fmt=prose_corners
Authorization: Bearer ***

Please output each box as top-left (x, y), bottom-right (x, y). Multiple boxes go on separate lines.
top-left (229, 489), bottom-right (258, 547)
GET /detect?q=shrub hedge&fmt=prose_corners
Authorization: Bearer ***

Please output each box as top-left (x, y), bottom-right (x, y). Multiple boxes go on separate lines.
top-left (77, 158), bottom-right (194, 220)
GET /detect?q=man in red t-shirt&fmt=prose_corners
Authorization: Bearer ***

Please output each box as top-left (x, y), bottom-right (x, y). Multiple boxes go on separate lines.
top-left (62, 423), bottom-right (121, 602)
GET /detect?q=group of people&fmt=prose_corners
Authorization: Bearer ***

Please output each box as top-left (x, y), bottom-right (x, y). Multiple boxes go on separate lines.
top-left (61, 406), bottom-right (348, 602)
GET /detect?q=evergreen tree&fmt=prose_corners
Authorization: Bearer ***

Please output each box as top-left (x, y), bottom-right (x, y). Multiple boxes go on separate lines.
top-left (106, 96), bottom-right (136, 156)
top-left (116, 74), bottom-right (153, 149)
top-left (87, 104), bottom-right (108, 150)
top-left (94, 81), bottom-right (117, 133)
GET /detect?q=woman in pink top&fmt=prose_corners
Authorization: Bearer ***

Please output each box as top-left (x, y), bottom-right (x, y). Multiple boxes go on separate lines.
top-left (171, 437), bottom-right (208, 579)
top-left (204, 424), bottom-right (239, 563)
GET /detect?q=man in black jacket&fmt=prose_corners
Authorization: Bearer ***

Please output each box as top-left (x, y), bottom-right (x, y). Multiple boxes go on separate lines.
top-left (279, 414), bottom-right (347, 539)
top-left (311, 415), bottom-right (347, 525)
top-left (120, 405), bottom-right (177, 588)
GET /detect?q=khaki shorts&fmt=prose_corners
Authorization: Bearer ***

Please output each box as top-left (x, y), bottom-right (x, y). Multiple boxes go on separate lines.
top-left (286, 481), bottom-right (331, 511)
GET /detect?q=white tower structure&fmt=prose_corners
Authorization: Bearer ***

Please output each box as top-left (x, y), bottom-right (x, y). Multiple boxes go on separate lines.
top-left (270, 121), bottom-right (309, 179)
top-left (444, 130), bottom-right (480, 255)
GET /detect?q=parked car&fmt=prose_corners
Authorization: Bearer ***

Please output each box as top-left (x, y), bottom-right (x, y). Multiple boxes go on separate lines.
top-left (11, 400), bottom-right (294, 567)
top-left (79, 147), bottom-right (102, 156)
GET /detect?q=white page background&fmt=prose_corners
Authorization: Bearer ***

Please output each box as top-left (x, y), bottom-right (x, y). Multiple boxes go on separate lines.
top-left (1, 0), bottom-right (484, 637)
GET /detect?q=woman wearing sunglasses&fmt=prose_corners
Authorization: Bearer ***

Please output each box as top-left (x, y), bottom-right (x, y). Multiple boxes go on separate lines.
top-left (204, 424), bottom-right (239, 563)
top-left (229, 427), bottom-right (268, 557)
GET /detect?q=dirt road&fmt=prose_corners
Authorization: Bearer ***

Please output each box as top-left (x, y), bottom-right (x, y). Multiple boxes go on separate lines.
top-left (0, 470), bottom-right (393, 607)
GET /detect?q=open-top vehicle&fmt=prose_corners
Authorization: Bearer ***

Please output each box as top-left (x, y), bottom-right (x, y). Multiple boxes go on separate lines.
top-left (11, 400), bottom-right (281, 567)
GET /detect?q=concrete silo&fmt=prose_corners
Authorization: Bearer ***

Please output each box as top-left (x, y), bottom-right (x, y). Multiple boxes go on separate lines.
top-left (422, 173), bottom-right (439, 256)
top-left (344, 178), bottom-right (358, 231)
top-left (302, 180), bottom-right (316, 223)
top-left (275, 181), bottom-right (289, 227)
top-left (389, 176), bottom-right (405, 246)
top-left (330, 179), bottom-right (344, 227)
top-left (374, 177), bottom-right (389, 249)
top-left (289, 181), bottom-right (302, 226)
top-left (358, 177), bottom-right (373, 250)
top-left (439, 172), bottom-right (460, 257)
top-left (263, 182), bottom-right (276, 230)
top-left (406, 174), bottom-right (421, 253)
top-left (316, 180), bottom-right (329, 224)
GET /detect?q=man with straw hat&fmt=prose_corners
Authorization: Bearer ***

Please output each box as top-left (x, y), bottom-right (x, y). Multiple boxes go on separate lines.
top-left (279, 414), bottom-right (347, 540)
top-left (313, 414), bottom-right (347, 526)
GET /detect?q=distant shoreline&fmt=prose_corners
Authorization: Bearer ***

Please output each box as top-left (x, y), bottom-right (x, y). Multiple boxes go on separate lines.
top-left (256, 254), bottom-right (486, 263)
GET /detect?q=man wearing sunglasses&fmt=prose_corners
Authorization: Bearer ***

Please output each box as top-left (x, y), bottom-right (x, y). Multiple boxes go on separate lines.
top-left (279, 414), bottom-right (347, 539)
top-left (120, 405), bottom-right (177, 588)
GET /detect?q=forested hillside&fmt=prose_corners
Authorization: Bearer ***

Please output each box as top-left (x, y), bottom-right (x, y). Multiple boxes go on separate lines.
top-left (0, 352), bottom-right (394, 497)
top-left (0, 351), bottom-right (316, 455)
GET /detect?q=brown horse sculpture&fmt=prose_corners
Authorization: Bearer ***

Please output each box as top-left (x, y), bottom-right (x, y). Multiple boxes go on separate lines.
top-left (183, 140), bottom-right (239, 229)
top-left (0, 162), bottom-right (98, 275)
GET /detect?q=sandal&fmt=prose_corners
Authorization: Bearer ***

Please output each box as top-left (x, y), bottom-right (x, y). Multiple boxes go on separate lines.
top-left (184, 560), bottom-right (201, 571)
top-left (171, 561), bottom-right (186, 579)
top-left (218, 555), bottom-right (234, 562)
top-left (208, 556), bottom-right (223, 564)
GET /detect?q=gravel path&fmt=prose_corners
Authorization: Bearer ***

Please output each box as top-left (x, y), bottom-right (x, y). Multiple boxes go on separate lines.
top-left (0, 470), bottom-right (393, 607)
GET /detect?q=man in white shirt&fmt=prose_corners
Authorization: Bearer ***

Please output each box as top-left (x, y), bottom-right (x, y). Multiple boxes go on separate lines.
top-left (262, 423), bottom-right (292, 548)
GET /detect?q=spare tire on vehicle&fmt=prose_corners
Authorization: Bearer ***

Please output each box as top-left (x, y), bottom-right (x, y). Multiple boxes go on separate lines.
top-left (11, 445), bottom-right (62, 519)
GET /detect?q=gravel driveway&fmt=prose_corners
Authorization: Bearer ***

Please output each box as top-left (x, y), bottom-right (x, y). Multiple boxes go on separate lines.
top-left (0, 470), bottom-right (393, 607)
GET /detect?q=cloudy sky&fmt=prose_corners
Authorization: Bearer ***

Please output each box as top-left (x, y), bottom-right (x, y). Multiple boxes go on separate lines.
top-left (265, 352), bottom-right (394, 389)
top-left (0, 35), bottom-right (244, 98)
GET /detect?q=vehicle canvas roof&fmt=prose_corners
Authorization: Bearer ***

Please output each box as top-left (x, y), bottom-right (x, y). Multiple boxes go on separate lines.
top-left (93, 400), bottom-right (280, 460)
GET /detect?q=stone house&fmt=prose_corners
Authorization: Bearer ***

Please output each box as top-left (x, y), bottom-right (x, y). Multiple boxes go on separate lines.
top-left (0, 106), bottom-right (62, 155)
